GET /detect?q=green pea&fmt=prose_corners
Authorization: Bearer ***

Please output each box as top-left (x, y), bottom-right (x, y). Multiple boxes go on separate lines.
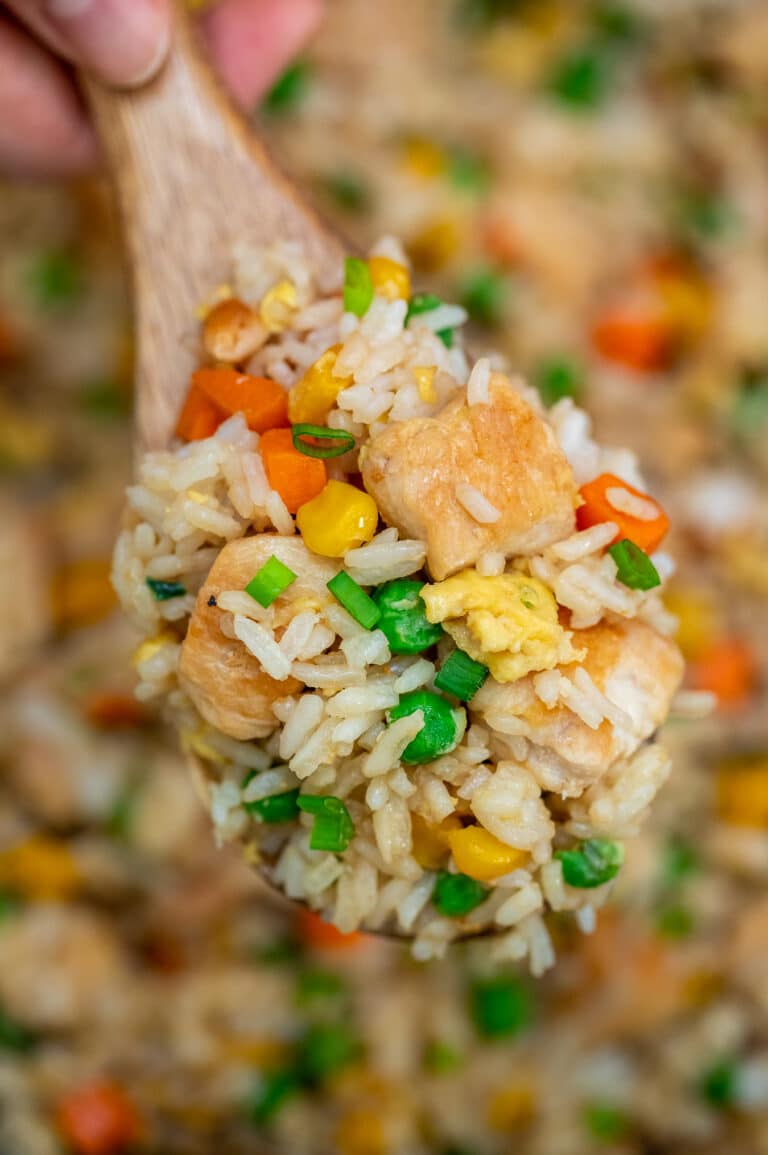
top-left (372, 580), bottom-right (443, 654)
top-left (388, 691), bottom-right (462, 764)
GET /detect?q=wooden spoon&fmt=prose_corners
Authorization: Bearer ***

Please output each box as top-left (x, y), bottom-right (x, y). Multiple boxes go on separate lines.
top-left (82, 13), bottom-right (485, 942)
top-left (81, 7), bottom-right (343, 455)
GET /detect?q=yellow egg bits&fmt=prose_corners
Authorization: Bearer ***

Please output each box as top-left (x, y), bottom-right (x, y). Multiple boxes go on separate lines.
top-left (421, 570), bottom-right (582, 683)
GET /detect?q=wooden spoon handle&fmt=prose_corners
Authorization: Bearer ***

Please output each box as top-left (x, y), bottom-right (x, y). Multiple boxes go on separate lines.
top-left (81, 9), bottom-right (341, 452)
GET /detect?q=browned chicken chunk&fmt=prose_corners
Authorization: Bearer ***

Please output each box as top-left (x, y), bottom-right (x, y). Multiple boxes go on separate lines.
top-left (474, 617), bottom-right (684, 794)
top-left (360, 375), bottom-right (577, 579)
top-left (179, 535), bottom-right (338, 740)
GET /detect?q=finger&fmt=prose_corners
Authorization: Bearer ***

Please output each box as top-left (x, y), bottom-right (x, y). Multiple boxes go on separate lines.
top-left (4, 0), bottom-right (171, 88)
top-left (200, 0), bottom-right (324, 109)
top-left (0, 14), bottom-right (96, 177)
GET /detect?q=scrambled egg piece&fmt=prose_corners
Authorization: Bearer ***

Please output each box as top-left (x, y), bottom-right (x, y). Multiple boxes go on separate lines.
top-left (421, 571), bottom-right (581, 683)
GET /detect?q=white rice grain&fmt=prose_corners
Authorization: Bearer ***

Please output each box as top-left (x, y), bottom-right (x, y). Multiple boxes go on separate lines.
top-left (232, 616), bottom-right (292, 680)
top-left (455, 483), bottom-right (501, 524)
top-left (467, 357), bottom-right (491, 405)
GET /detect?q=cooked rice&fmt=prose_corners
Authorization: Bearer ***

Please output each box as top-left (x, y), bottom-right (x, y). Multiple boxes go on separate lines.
top-left (113, 238), bottom-right (683, 969)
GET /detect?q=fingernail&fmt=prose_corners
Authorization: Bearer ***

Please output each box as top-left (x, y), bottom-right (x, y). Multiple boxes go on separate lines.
top-left (42, 0), bottom-right (170, 87)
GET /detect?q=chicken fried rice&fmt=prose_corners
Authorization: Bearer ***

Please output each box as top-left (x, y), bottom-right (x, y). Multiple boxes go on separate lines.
top-left (113, 239), bottom-right (684, 965)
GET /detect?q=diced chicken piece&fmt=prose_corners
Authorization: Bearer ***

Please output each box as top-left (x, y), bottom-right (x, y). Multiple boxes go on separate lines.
top-left (0, 906), bottom-right (128, 1030)
top-left (360, 375), bottom-right (577, 580)
top-left (474, 618), bottom-right (683, 794)
top-left (179, 534), bottom-right (338, 740)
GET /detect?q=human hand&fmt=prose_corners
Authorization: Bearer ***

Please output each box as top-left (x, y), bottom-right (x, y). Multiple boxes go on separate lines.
top-left (0, 0), bottom-right (323, 176)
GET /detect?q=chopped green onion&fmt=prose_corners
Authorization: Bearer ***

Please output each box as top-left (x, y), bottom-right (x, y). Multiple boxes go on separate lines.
top-left (106, 784), bottom-right (139, 839)
top-left (469, 975), bottom-right (533, 1039)
top-left (28, 249), bottom-right (82, 308)
top-left (433, 871), bottom-right (489, 917)
top-left (261, 60), bottom-right (311, 116)
top-left (245, 555), bottom-right (297, 608)
top-left (0, 1008), bottom-right (36, 1054)
top-left (405, 293), bottom-right (455, 347)
top-left (373, 579), bottom-right (443, 654)
top-left (322, 170), bottom-right (371, 214)
top-left (146, 577), bottom-right (187, 601)
top-left (79, 378), bottom-right (131, 420)
top-left (447, 146), bottom-right (491, 196)
top-left (591, 1), bottom-right (645, 44)
top-left (388, 691), bottom-right (461, 765)
top-left (662, 836), bottom-right (699, 884)
top-left (555, 838), bottom-right (624, 888)
top-left (423, 1039), bottom-right (464, 1075)
top-left (583, 1102), bottom-right (630, 1142)
top-left (607, 539), bottom-right (661, 590)
top-left (299, 1022), bottom-right (361, 1082)
top-left (296, 967), bottom-right (346, 1005)
top-left (698, 1058), bottom-right (740, 1109)
top-left (297, 795), bottom-right (355, 853)
top-left (655, 904), bottom-right (695, 939)
top-left (291, 424), bottom-right (356, 459)
top-left (0, 891), bottom-right (21, 923)
top-left (435, 649), bottom-right (488, 701)
top-left (327, 571), bottom-right (381, 630)
top-left (459, 267), bottom-right (507, 327)
top-left (243, 784), bottom-right (301, 825)
top-left (534, 358), bottom-right (584, 407)
top-left (729, 377), bottom-right (768, 440)
top-left (247, 1068), bottom-right (302, 1125)
top-left (343, 257), bottom-right (374, 317)
top-left (253, 935), bottom-right (301, 966)
top-left (548, 47), bottom-right (610, 110)
top-left (679, 189), bottom-right (735, 242)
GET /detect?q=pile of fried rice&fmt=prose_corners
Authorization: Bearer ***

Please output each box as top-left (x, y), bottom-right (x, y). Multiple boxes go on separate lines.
top-left (113, 237), bottom-right (687, 968)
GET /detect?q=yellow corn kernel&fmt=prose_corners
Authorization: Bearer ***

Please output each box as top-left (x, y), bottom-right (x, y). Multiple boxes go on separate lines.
top-left (259, 279), bottom-right (298, 333)
top-left (336, 1108), bottom-right (387, 1155)
top-left (487, 1083), bottom-right (536, 1132)
top-left (132, 631), bottom-right (176, 667)
top-left (664, 586), bottom-right (719, 660)
top-left (407, 216), bottom-right (463, 272)
top-left (296, 481), bottom-right (378, 558)
top-left (655, 269), bottom-right (712, 341)
top-left (288, 345), bottom-right (351, 425)
top-left (218, 1036), bottom-right (290, 1066)
top-left (51, 558), bottom-right (116, 630)
top-left (401, 137), bottom-right (446, 181)
top-left (716, 755), bottom-right (768, 828)
top-left (411, 814), bottom-right (460, 870)
top-left (367, 257), bottom-right (411, 303)
top-left (447, 825), bottom-right (528, 881)
top-left (0, 836), bottom-right (81, 900)
top-left (413, 365), bottom-right (437, 404)
top-left (181, 726), bottom-right (226, 765)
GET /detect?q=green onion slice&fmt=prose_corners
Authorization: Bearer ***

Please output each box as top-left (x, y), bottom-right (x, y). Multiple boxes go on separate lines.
top-left (243, 785), bottom-right (301, 824)
top-left (146, 577), bottom-right (186, 601)
top-left (432, 870), bottom-right (489, 917)
top-left (435, 649), bottom-right (489, 701)
top-left (327, 571), bottom-right (381, 630)
top-left (607, 538), bottom-right (661, 590)
top-left (245, 555), bottom-right (297, 608)
top-left (343, 257), bottom-right (373, 317)
top-left (405, 292), bottom-right (455, 348)
top-left (555, 838), bottom-right (624, 888)
top-left (291, 424), bottom-right (356, 459)
top-left (297, 795), bottom-right (355, 853)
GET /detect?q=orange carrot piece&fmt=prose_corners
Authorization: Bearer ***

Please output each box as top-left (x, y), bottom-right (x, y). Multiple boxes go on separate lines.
top-left (297, 909), bottom-right (365, 952)
top-left (688, 638), bottom-right (756, 708)
top-left (192, 367), bottom-right (288, 433)
top-left (175, 383), bottom-right (223, 441)
top-left (83, 691), bottom-right (149, 729)
top-left (576, 472), bottom-right (670, 553)
top-left (592, 309), bottom-right (670, 373)
top-left (55, 1082), bottom-right (142, 1155)
top-left (259, 427), bottom-right (327, 514)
